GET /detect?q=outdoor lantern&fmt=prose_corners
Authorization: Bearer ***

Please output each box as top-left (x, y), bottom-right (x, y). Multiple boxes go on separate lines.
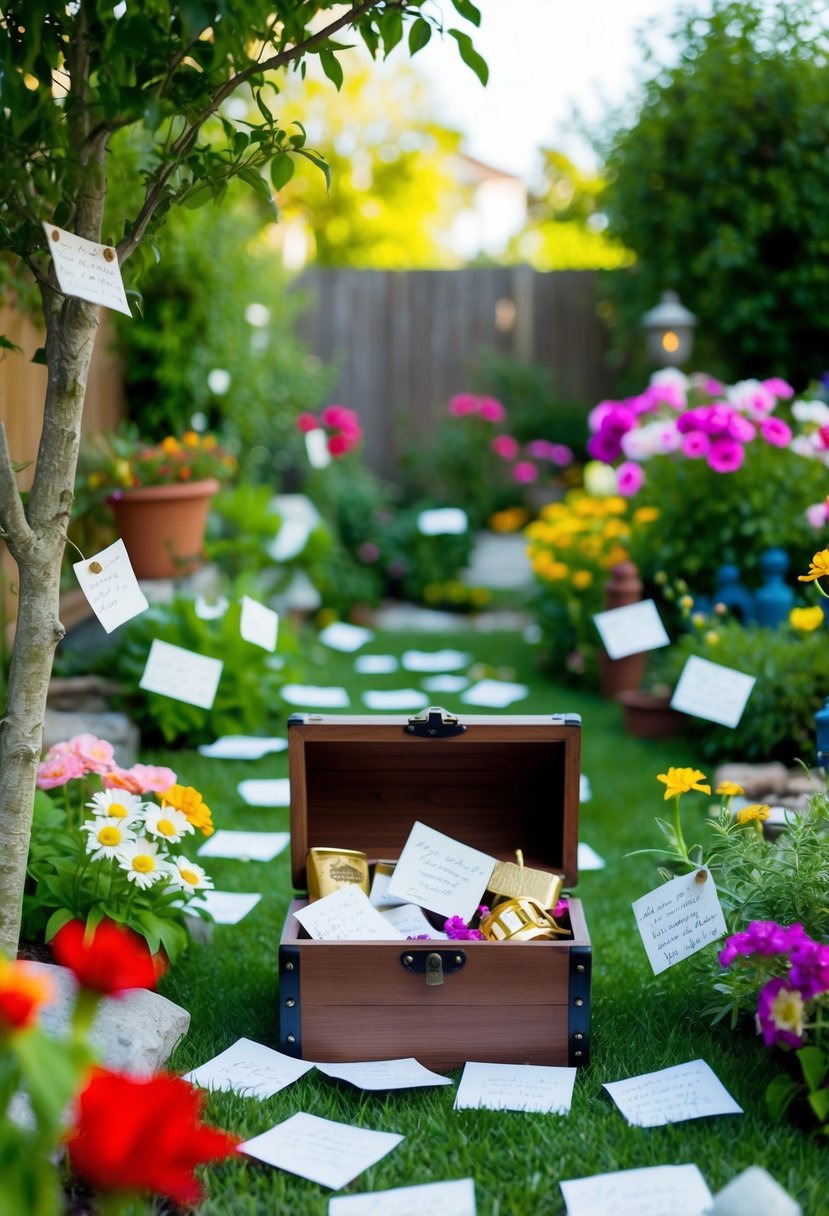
top-left (642, 290), bottom-right (696, 367)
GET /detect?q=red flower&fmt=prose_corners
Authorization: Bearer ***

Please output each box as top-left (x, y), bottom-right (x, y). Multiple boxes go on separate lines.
top-left (51, 919), bottom-right (158, 994)
top-left (0, 958), bottom-right (54, 1031)
top-left (66, 1068), bottom-right (239, 1204)
top-left (296, 411), bottom-right (319, 433)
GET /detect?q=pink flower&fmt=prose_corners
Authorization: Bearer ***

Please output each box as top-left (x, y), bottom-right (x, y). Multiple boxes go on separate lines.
top-left (757, 977), bottom-right (805, 1049)
top-left (101, 768), bottom-right (143, 794)
top-left (357, 542), bottom-right (380, 563)
top-left (719, 920), bottom-right (809, 968)
top-left (616, 461), bottom-right (645, 497)
top-left (707, 437), bottom-right (745, 473)
top-left (806, 499), bottom-right (829, 529)
top-left (762, 377), bottom-right (795, 400)
top-left (126, 764), bottom-right (178, 795)
top-left (491, 434), bottom-right (519, 460)
top-left (477, 396), bottom-right (506, 423)
top-left (512, 460), bottom-right (538, 484)
top-left (681, 431), bottom-right (711, 459)
top-left (788, 938), bottom-right (829, 1000)
top-left (548, 443), bottom-right (574, 466)
top-left (700, 376), bottom-right (726, 395)
top-left (37, 752), bottom-right (85, 789)
top-left (587, 431), bottom-right (623, 463)
top-left (760, 417), bottom-right (792, 448)
top-left (444, 916), bottom-right (485, 941)
top-left (448, 394), bottom-right (479, 417)
top-left (726, 413), bottom-right (756, 443)
top-left (327, 434), bottom-right (350, 457)
top-left (70, 734), bottom-right (115, 775)
top-left (296, 412), bottom-right (319, 434)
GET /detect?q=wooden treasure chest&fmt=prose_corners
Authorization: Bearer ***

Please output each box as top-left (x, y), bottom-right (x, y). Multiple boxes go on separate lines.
top-left (278, 708), bottom-right (591, 1070)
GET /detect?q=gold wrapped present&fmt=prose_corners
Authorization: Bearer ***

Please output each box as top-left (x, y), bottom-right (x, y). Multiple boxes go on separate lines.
top-left (306, 848), bottom-right (370, 902)
top-left (487, 849), bottom-right (562, 910)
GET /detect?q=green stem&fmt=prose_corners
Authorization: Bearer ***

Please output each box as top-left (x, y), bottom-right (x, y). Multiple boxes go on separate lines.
top-left (71, 987), bottom-right (102, 1046)
top-left (673, 793), bottom-right (689, 864)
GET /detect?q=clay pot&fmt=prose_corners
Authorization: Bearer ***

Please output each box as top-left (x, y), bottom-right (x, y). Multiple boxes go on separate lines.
top-left (107, 478), bottom-right (220, 580)
top-left (617, 689), bottom-right (686, 741)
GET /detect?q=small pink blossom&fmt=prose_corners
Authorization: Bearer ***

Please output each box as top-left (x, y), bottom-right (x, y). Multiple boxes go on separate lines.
top-left (760, 416), bottom-right (792, 448)
top-left (681, 431), bottom-right (711, 459)
top-left (726, 412), bottom-right (756, 443)
top-left (762, 377), bottom-right (795, 399)
top-left (37, 752), bottom-right (86, 789)
top-left (448, 393), bottom-right (479, 417)
top-left (296, 412), bottom-right (319, 434)
top-left (707, 437), bottom-right (745, 473)
top-left (70, 734), bottom-right (115, 775)
top-left (327, 434), bottom-right (350, 457)
top-left (512, 460), bottom-right (538, 484)
top-left (616, 461), bottom-right (645, 497)
top-left (477, 396), bottom-right (506, 423)
top-left (806, 499), bottom-right (829, 529)
top-left (126, 764), bottom-right (178, 795)
top-left (490, 434), bottom-right (519, 460)
top-left (357, 541), bottom-right (380, 563)
top-left (101, 768), bottom-right (143, 795)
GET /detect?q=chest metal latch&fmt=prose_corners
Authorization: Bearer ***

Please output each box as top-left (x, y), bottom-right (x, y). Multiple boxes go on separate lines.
top-left (405, 707), bottom-right (467, 738)
top-left (401, 949), bottom-right (467, 986)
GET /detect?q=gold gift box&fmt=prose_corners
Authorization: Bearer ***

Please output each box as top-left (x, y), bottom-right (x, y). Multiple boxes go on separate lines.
top-left (487, 849), bottom-right (562, 911)
top-left (306, 848), bottom-right (370, 902)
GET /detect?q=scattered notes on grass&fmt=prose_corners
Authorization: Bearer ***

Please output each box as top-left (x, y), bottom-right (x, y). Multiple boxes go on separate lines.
top-left (236, 778), bottom-right (291, 807)
top-left (670, 655), bottom-right (755, 728)
top-left (386, 821), bottom-right (495, 922)
top-left (270, 518), bottom-right (312, 561)
top-left (194, 595), bottom-right (229, 620)
top-left (198, 735), bottom-right (287, 760)
top-left (460, 679), bottom-right (529, 708)
top-left (577, 842), bottom-right (605, 871)
top-left (355, 654), bottom-right (399, 675)
top-left (454, 1061), bottom-right (576, 1115)
top-left (185, 1037), bottom-right (313, 1099)
top-left (43, 222), bottom-right (131, 315)
top-left (592, 599), bottom-right (669, 660)
top-left (421, 674), bottom-right (469, 694)
top-left (319, 621), bottom-right (375, 652)
top-left (197, 830), bottom-right (289, 862)
top-left (139, 639), bottom-right (222, 709)
top-left (314, 1058), bottom-right (452, 1092)
top-left (401, 649), bottom-right (471, 672)
top-left (378, 902), bottom-right (446, 939)
top-left (580, 774), bottom-right (592, 803)
top-left (362, 689), bottom-right (429, 711)
top-left (72, 539), bottom-right (148, 633)
top-left (240, 1112), bottom-right (403, 1190)
top-left (560, 1164), bottom-right (712, 1216)
top-left (239, 595), bottom-right (279, 652)
top-left (329, 1178), bottom-right (476, 1216)
top-left (603, 1059), bottom-right (742, 1128)
top-left (416, 507), bottom-right (469, 535)
top-left (281, 683), bottom-right (350, 708)
top-left (632, 868), bottom-right (727, 975)
top-left (193, 890), bottom-right (261, 925)
top-left (294, 886), bottom-right (406, 942)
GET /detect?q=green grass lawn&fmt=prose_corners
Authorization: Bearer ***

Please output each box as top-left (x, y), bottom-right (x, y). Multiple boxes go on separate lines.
top-left (143, 626), bottom-right (827, 1214)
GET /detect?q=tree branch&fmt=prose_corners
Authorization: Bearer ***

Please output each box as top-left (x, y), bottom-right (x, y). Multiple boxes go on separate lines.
top-left (0, 424), bottom-right (33, 560)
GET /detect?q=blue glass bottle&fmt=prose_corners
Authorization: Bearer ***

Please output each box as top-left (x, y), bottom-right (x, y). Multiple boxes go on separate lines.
top-left (712, 563), bottom-right (753, 623)
top-left (753, 547), bottom-right (794, 628)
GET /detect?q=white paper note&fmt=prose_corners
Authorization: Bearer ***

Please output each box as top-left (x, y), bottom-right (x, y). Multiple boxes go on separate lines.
top-left (198, 735), bottom-right (287, 760)
top-left (194, 595), bottom-right (229, 620)
top-left (197, 830), bottom-right (290, 862)
top-left (560, 1164), bottom-right (712, 1216)
top-left (603, 1059), bottom-right (742, 1127)
top-left (72, 539), bottom-right (148, 633)
top-left (355, 654), bottom-right (399, 674)
top-left (401, 649), bottom-right (471, 672)
top-left (193, 890), bottom-right (261, 924)
top-left (239, 595), bottom-right (279, 652)
top-left (240, 1112), bottom-right (403, 1190)
top-left (580, 774), bottom-right (591, 803)
top-left (577, 842), bottom-right (605, 871)
top-left (670, 655), bottom-right (755, 728)
top-left (592, 599), bottom-right (670, 660)
top-left (43, 222), bottom-right (132, 315)
top-left (632, 868), bottom-right (727, 975)
top-left (237, 778), bottom-right (291, 807)
top-left (139, 639), bottom-right (222, 709)
top-left (294, 886), bottom-right (407, 941)
top-left (368, 867), bottom-right (408, 909)
top-left (329, 1178), bottom-right (476, 1216)
top-left (362, 689), bottom-right (429, 710)
top-left (454, 1061), bottom-right (577, 1115)
top-left (185, 1037), bottom-right (314, 1098)
top-left (305, 428), bottom-right (332, 469)
top-left (379, 903), bottom-right (447, 939)
top-left (319, 621), bottom-right (375, 652)
top-left (416, 507), bottom-right (469, 535)
top-left (281, 684), bottom-right (350, 708)
top-left (386, 821), bottom-right (495, 921)
top-left (460, 679), bottom-right (529, 708)
top-left (314, 1057), bottom-right (452, 1091)
top-left (270, 518), bottom-right (312, 561)
top-left (421, 674), bottom-right (469, 694)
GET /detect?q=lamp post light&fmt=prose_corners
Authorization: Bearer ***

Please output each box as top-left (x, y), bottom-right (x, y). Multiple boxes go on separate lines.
top-left (642, 290), bottom-right (697, 368)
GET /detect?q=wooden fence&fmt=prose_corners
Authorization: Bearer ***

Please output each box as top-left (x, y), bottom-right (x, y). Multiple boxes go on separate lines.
top-left (294, 267), bottom-right (612, 477)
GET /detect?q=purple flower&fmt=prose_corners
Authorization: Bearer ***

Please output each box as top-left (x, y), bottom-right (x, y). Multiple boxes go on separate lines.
top-left (616, 461), bottom-right (645, 497)
top-left (707, 437), bottom-right (745, 473)
top-left (587, 431), bottom-right (623, 464)
top-left (681, 431), bottom-right (711, 459)
top-left (478, 396), bottom-right (506, 424)
top-left (762, 377), bottom-right (795, 400)
top-left (760, 416), bottom-right (793, 448)
top-left (491, 434), bottom-right (519, 460)
top-left (719, 920), bottom-right (809, 968)
top-left (512, 460), bottom-right (538, 484)
top-left (726, 412), bottom-right (756, 443)
top-left (677, 408), bottom-right (707, 434)
top-left (788, 938), bottom-right (829, 1000)
top-left (444, 915), bottom-right (485, 941)
top-left (757, 977), bottom-right (805, 1049)
top-left (699, 404), bottom-right (732, 436)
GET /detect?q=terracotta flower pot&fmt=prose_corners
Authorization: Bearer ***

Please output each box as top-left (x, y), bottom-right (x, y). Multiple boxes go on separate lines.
top-left (617, 689), bottom-right (686, 741)
top-left (107, 477), bottom-right (220, 580)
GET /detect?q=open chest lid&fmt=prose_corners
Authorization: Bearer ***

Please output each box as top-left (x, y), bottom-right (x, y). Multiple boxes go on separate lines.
top-left (287, 707), bottom-right (582, 892)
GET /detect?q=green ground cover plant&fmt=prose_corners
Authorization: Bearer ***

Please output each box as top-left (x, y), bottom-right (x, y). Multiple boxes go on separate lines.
top-left (96, 626), bottom-right (829, 1214)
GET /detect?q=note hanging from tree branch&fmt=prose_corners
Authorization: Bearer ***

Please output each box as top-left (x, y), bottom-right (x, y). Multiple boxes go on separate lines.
top-left (43, 223), bottom-right (132, 315)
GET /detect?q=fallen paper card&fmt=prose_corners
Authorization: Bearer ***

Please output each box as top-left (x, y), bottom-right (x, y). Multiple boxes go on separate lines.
top-left (314, 1057), bottom-right (452, 1091)
top-left (603, 1059), bottom-right (742, 1127)
top-left (560, 1164), bottom-right (712, 1216)
top-left (239, 1112), bottom-right (403, 1190)
top-left (185, 1037), bottom-right (314, 1099)
top-left (454, 1061), bottom-right (576, 1115)
top-left (329, 1178), bottom-right (476, 1215)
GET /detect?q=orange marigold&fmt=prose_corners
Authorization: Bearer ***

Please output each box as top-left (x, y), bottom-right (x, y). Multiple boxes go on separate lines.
top-left (161, 784), bottom-right (214, 836)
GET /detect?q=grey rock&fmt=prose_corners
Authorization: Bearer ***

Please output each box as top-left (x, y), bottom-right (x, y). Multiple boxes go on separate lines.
top-left (713, 761), bottom-right (789, 797)
top-left (708, 1166), bottom-right (801, 1216)
top-left (42, 709), bottom-right (140, 768)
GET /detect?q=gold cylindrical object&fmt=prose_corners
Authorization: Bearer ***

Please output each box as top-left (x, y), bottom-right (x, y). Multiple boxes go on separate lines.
top-left (306, 848), bottom-right (370, 902)
top-left (479, 896), bottom-right (569, 942)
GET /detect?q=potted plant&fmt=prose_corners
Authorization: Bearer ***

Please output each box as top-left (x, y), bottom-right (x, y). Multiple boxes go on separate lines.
top-left (77, 430), bottom-right (237, 579)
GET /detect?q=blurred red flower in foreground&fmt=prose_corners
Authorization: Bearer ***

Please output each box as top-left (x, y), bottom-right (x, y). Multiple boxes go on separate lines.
top-left (0, 957), bottom-right (54, 1031)
top-left (66, 1068), bottom-right (239, 1203)
top-left (51, 918), bottom-right (158, 994)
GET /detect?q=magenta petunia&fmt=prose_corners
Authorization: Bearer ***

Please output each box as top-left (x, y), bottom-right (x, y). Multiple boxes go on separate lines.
top-left (760, 416), bottom-right (793, 448)
top-left (296, 412), bottom-right (319, 434)
top-left (587, 431), bottom-right (623, 463)
top-left (707, 437), bottom-right (745, 473)
top-left (490, 434), bottom-right (519, 460)
top-left (477, 396), bottom-right (506, 423)
top-left (719, 920), bottom-right (809, 968)
top-left (788, 938), bottom-right (829, 1000)
top-left (512, 460), bottom-right (538, 484)
top-left (762, 377), bottom-right (795, 400)
top-left (757, 977), bottom-right (805, 1049)
top-left (726, 412), bottom-right (756, 443)
top-left (681, 431), bottom-right (711, 459)
top-left (616, 461), bottom-right (645, 497)
top-left (448, 393), bottom-right (479, 417)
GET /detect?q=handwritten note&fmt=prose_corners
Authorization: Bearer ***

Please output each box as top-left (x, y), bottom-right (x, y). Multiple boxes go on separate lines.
top-left (239, 595), bottom-right (279, 652)
top-left (386, 822), bottom-right (495, 921)
top-left (236, 778), bottom-right (291, 807)
top-left (592, 599), bottom-right (669, 660)
top-left (603, 1060), bottom-right (742, 1127)
top-left (454, 1061), bottom-right (576, 1115)
top-left (281, 684), bottom-right (350, 708)
top-left (670, 655), bottom-right (755, 728)
top-left (416, 507), bottom-right (469, 535)
top-left (314, 1058), bottom-right (452, 1092)
top-left (190, 890), bottom-right (261, 924)
top-left (72, 539), bottom-right (148, 633)
top-left (329, 1178), bottom-right (476, 1216)
top-left (362, 689), bottom-right (429, 711)
top-left (460, 679), bottom-right (529, 708)
top-left (185, 1037), bottom-right (313, 1098)
top-left (240, 1112), bottom-right (403, 1190)
top-left (197, 830), bottom-right (289, 862)
top-left (379, 903), bottom-right (447, 939)
top-left (632, 868), bottom-right (727, 975)
top-left (139, 639), bottom-right (222, 709)
top-left (43, 223), bottom-right (132, 315)
top-left (319, 621), bottom-right (375, 652)
top-left (294, 886), bottom-right (407, 941)
top-left (560, 1164), bottom-right (712, 1216)
top-left (401, 649), bottom-right (471, 673)
top-left (198, 735), bottom-right (287, 760)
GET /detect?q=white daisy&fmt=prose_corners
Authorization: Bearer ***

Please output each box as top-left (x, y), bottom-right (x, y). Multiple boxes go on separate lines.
top-left (81, 817), bottom-right (137, 861)
top-left (143, 805), bottom-right (194, 844)
top-left (115, 838), bottom-right (170, 889)
top-left (85, 789), bottom-right (146, 825)
top-left (167, 856), bottom-right (214, 895)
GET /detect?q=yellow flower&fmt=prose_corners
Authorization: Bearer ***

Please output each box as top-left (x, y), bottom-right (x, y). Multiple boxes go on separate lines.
top-left (633, 506), bottom-right (659, 524)
top-left (657, 767), bottom-right (711, 800)
top-left (704, 630), bottom-right (720, 645)
top-left (160, 436), bottom-right (181, 455)
top-left (736, 804), bottom-right (770, 824)
top-left (544, 561), bottom-right (569, 582)
top-left (571, 570), bottom-right (593, 590)
top-left (798, 549), bottom-right (829, 582)
top-left (716, 781), bottom-right (744, 798)
top-left (161, 784), bottom-right (214, 836)
top-left (182, 430), bottom-right (200, 447)
top-left (769, 985), bottom-right (804, 1040)
top-left (789, 605), bottom-right (824, 632)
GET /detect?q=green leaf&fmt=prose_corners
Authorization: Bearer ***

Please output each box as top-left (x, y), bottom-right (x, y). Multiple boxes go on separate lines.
top-left (0, 334), bottom-right (21, 355)
top-left (255, 88), bottom-right (274, 125)
top-left (237, 165), bottom-right (272, 203)
top-left (232, 130), bottom-right (249, 157)
top-left (798, 1046), bottom-right (829, 1093)
top-left (688, 843), bottom-right (704, 866)
top-left (44, 905), bottom-right (75, 942)
top-left (808, 1086), bottom-right (829, 1123)
top-left (319, 50), bottom-right (343, 91)
top-left (270, 154), bottom-right (295, 191)
top-left (31, 347), bottom-right (47, 365)
top-left (379, 7), bottom-right (404, 55)
top-left (296, 147), bottom-right (331, 192)
top-left (288, 120), bottom-right (307, 148)
top-left (448, 28), bottom-right (489, 86)
top-left (14, 1027), bottom-right (90, 1132)
top-left (408, 17), bottom-right (433, 54)
top-left (450, 0), bottom-right (482, 26)
top-left (765, 1072), bottom-right (801, 1122)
